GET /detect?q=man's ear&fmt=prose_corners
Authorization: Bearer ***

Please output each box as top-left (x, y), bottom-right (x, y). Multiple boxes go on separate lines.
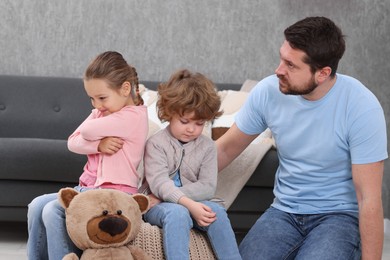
top-left (121, 81), bottom-right (132, 97)
top-left (316, 66), bottom-right (332, 84)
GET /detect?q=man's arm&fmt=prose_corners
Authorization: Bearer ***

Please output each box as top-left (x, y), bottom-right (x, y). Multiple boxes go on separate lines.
top-left (216, 123), bottom-right (258, 171)
top-left (352, 161), bottom-right (384, 260)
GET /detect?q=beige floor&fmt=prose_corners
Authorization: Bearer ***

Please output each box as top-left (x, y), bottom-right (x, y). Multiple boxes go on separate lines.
top-left (1, 221), bottom-right (390, 260)
top-left (0, 222), bottom-right (27, 260)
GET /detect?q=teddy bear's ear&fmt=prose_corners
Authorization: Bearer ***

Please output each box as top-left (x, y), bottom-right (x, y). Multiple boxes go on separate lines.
top-left (58, 188), bottom-right (79, 209)
top-left (132, 194), bottom-right (150, 214)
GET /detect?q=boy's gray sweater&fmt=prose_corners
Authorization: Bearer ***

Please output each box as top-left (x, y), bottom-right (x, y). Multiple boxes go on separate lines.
top-left (144, 127), bottom-right (218, 203)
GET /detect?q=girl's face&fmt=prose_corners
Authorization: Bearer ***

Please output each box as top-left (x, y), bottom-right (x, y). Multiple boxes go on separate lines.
top-left (169, 112), bottom-right (205, 143)
top-left (84, 79), bottom-right (133, 116)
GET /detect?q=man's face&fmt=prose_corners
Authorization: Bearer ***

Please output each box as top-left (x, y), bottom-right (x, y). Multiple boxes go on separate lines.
top-left (275, 40), bottom-right (318, 96)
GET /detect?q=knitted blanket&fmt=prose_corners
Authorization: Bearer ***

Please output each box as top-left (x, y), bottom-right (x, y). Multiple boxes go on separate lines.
top-left (214, 129), bottom-right (274, 209)
top-left (131, 222), bottom-right (216, 259)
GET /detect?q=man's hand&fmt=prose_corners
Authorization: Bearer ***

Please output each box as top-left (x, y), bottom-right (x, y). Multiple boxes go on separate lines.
top-left (98, 137), bottom-right (124, 154)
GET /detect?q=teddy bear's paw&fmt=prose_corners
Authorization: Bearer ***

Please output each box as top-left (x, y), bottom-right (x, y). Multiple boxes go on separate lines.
top-left (129, 245), bottom-right (153, 260)
top-left (62, 252), bottom-right (79, 260)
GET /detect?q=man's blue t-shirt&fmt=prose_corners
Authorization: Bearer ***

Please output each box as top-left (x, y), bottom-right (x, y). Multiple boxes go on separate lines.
top-left (236, 74), bottom-right (388, 214)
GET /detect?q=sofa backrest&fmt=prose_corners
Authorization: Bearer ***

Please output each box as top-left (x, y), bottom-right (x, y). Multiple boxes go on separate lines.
top-left (0, 75), bottom-right (91, 140)
top-left (0, 75), bottom-right (242, 140)
top-left (141, 80), bottom-right (242, 92)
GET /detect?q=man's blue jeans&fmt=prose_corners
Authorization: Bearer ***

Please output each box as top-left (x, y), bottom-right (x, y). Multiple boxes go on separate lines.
top-left (144, 200), bottom-right (242, 260)
top-left (239, 207), bottom-right (361, 260)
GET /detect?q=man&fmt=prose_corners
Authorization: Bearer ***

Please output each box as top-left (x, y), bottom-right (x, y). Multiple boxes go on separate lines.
top-left (217, 16), bottom-right (387, 259)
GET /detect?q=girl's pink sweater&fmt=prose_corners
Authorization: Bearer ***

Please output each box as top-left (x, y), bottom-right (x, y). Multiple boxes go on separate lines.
top-left (67, 105), bottom-right (148, 193)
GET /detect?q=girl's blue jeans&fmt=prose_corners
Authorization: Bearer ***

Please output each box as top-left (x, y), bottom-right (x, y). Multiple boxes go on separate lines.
top-left (27, 186), bottom-right (92, 260)
top-left (239, 207), bottom-right (361, 260)
top-left (144, 200), bottom-right (242, 260)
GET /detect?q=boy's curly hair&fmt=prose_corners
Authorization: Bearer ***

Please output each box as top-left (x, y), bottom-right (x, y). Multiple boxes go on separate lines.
top-left (157, 69), bottom-right (223, 122)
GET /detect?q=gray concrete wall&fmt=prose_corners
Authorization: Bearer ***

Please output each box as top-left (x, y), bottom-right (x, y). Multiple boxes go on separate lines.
top-left (1, 0), bottom-right (390, 217)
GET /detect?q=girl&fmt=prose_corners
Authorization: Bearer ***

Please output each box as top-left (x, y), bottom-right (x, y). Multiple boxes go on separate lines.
top-left (27, 51), bottom-right (148, 260)
top-left (143, 69), bottom-right (242, 260)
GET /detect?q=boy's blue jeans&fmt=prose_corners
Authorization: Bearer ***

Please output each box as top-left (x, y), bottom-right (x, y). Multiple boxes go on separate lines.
top-left (239, 207), bottom-right (361, 260)
top-left (144, 200), bottom-right (242, 260)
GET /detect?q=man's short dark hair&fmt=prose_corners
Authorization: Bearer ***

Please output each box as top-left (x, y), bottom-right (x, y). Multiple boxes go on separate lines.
top-left (284, 16), bottom-right (346, 76)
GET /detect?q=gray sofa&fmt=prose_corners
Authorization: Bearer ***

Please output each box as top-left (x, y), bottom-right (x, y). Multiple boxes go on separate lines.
top-left (0, 74), bottom-right (278, 242)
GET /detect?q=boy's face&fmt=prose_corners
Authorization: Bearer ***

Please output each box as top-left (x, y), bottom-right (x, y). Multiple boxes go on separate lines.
top-left (169, 112), bottom-right (205, 143)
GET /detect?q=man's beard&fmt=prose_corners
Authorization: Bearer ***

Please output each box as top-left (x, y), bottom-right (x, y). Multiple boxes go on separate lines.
top-left (278, 75), bottom-right (318, 95)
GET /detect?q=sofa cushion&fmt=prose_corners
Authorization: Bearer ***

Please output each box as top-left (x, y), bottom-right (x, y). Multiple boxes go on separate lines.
top-left (0, 138), bottom-right (83, 182)
top-left (240, 79), bottom-right (259, 92)
top-left (211, 90), bottom-right (249, 140)
top-left (140, 86), bottom-right (168, 138)
top-left (210, 79), bottom-right (259, 140)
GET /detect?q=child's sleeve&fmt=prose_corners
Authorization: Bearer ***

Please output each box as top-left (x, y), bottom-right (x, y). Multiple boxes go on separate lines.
top-left (79, 108), bottom-right (143, 141)
top-left (67, 111), bottom-right (100, 155)
top-left (144, 139), bottom-right (183, 202)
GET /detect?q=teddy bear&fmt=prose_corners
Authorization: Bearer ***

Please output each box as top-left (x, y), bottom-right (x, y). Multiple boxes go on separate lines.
top-left (58, 188), bottom-right (152, 260)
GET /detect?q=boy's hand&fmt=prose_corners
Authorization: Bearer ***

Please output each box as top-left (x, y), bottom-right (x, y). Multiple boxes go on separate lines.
top-left (179, 196), bottom-right (216, 227)
top-left (98, 137), bottom-right (124, 154)
top-left (147, 193), bottom-right (161, 209)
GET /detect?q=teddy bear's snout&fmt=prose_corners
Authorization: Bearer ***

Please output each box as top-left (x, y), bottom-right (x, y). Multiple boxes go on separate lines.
top-left (99, 216), bottom-right (128, 236)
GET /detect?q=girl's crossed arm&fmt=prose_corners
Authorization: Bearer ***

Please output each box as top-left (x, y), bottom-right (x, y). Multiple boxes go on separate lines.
top-left (68, 112), bottom-right (100, 155)
top-left (80, 108), bottom-right (140, 141)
